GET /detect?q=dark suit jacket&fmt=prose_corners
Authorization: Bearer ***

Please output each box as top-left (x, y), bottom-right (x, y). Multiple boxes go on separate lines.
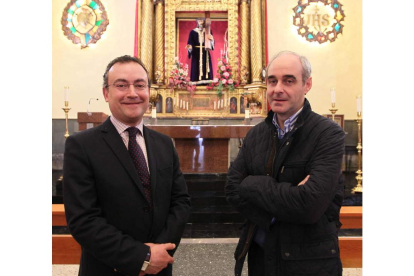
top-left (63, 118), bottom-right (191, 276)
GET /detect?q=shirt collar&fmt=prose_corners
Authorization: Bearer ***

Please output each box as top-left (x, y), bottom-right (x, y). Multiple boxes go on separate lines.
top-left (110, 116), bottom-right (144, 136)
top-left (272, 107), bottom-right (303, 139)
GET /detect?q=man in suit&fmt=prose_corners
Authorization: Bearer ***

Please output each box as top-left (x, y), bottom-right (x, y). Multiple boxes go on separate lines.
top-left (63, 55), bottom-right (191, 275)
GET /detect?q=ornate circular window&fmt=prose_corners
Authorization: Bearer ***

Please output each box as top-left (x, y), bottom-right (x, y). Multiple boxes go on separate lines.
top-left (61, 0), bottom-right (109, 49)
top-left (292, 0), bottom-right (345, 44)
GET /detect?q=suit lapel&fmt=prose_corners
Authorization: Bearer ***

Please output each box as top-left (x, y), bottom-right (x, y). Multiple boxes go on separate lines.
top-left (143, 126), bottom-right (158, 195)
top-left (100, 118), bottom-right (148, 200)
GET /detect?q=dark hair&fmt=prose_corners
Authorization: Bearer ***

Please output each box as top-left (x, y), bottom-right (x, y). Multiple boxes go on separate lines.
top-left (102, 55), bottom-right (151, 88)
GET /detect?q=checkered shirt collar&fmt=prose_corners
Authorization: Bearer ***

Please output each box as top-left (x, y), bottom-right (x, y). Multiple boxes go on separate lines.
top-left (110, 116), bottom-right (144, 136)
top-left (272, 107), bottom-right (303, 139)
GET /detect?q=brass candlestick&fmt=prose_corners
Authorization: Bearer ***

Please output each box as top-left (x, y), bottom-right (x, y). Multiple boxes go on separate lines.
top-left (352, 111), bottom-right (363, 193)
top-left (62, 101), bottom-right (71, 139)
top-left (57, 100), bottom-right (71, 186)
top-left (329, 103), bottom-right (338, 122)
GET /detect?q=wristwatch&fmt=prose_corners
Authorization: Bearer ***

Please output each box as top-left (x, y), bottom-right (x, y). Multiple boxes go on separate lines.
top-left (141, 249), bottom-right (151, 272)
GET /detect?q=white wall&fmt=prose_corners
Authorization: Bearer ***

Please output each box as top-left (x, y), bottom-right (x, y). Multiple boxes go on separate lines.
top-left (52, 0), bottom-right (137, 118)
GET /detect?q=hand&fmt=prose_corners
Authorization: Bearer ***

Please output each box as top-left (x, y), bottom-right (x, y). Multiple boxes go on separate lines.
top-left (139, 272), bottom-right (146, 276)
top-left (186, 44), bottom-right (192, 49)
top-left (298, 175), bottom-right (310, 186)
top-left (143, 243), bottom-right (175, 275)
top-left (208, 34), bottom-right (213, 40)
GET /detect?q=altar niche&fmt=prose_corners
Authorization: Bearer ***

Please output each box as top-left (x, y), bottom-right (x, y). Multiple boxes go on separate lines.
top-left (136, 0), bottom-right (268, 119)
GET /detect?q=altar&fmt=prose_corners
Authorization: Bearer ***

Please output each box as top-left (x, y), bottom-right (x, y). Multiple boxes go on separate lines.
top-left (146, 125), bottom-right (253, 173)
top-left (133, 0), bottom-right (268, 120)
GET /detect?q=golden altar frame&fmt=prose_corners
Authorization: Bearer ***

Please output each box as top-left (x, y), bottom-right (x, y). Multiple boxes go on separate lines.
top-left (136, 0), bottom-right (268, 118)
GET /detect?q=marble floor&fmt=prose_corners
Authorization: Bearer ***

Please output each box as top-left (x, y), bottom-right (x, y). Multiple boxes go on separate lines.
top-left (53, 238), bottom-right (362, 276)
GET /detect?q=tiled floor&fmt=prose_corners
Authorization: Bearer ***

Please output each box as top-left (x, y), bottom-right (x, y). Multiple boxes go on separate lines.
top-left (52, 239), bottom-right (362, 275)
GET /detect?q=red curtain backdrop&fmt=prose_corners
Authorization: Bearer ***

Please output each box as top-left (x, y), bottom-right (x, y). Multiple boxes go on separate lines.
top-left (177, 20), bottom-right (228, 80)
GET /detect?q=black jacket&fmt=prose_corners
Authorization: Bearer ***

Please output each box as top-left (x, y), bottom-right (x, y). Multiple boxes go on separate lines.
top-left (63, 118), bottom-right (191, 276)
top-left (226, 99), bottom-right (345, 275)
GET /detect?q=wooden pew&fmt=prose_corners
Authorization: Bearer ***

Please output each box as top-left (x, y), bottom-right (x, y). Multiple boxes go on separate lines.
top-left (52, 205), bottom-right (362, 267)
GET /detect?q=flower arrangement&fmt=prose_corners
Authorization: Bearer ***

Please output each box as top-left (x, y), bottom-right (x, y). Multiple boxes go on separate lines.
top-left (206, 55), bottom-right (239, 98)
top-left (168, 58), bottom-right (196, 97)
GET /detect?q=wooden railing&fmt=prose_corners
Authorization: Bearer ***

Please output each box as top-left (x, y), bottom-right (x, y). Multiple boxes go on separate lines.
top-left (52, 204), bottom-right (362, 267)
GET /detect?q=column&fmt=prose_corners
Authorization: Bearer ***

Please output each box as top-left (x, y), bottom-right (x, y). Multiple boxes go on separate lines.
top-left (250, 0), bottom-right (263, 83)
top-left (240, 0), bottom-right (250, 84)
top-left (140, 0), bottom-right (154, 81)
top-left (154, 0), bottom-right (165, 84)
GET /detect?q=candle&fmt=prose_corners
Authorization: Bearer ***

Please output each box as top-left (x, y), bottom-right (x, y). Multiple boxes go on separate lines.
top-left (64, 86), bottom-right (69, 102)
top-left (218, 100), bottom-right (221, 109)
top-left (151, 108), bottom-right (156, 118)
top-left (245, 110), bottom-right (250, 119)
top-left (330, 88), bottom-right (336, 104)
top-left (180, 99), bottom-right (182, 109)
top-left (221, 99), bottom-right (224, 108)
top-left (214, 101), bottom-right (216, 110)
top-left (356, 95), bottom-right (362, 113)
top-left (186, 102), bottom-right (189, 110)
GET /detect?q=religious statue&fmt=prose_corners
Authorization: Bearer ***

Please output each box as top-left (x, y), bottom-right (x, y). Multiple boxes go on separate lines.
top-left (186, 17), bottom-right (214, 84)
top-left (230, 97), bottom-right (237, 114)
top-left (155, 66), bottom-right (162, 84)
top-left (241, 65), bottom-right (249, 84)
top-left (166, 97), bottom-right (173, 113)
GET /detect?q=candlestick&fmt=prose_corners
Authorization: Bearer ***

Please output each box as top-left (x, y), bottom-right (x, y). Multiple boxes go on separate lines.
top-left (329, 102), bottom-right (338, 123)
top-left (62, 101), bottom-right (71, 139)
top-left (352, 111), bottom-right (363, 193)
top-left (151, 107), bottom-right (157, 118)
top-left (218, 100), bottom-right (221, 109)
top-left (180, 99), bottom-right (182, 109)
top-left (186, 102), bottom-right (189, 110)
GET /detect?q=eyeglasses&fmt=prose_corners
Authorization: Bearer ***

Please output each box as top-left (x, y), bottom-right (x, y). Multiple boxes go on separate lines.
top-left (108, 81), bottom-right (148, 91)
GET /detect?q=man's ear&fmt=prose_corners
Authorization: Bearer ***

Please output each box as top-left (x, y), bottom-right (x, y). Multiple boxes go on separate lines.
top-left (304, 77), bottom-right (312, 95)
top-left (103, 87), bottom-right (109, 102)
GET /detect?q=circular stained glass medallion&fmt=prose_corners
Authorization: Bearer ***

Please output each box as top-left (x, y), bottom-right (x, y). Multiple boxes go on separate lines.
top-left (61, 0), bottom-right (109, 49)
top-left (292, 0), bottom-right (345, 44)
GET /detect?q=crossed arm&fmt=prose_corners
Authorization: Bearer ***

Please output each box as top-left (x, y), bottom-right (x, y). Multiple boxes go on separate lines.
top-left (226, 127), bottom-right (344, 226)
